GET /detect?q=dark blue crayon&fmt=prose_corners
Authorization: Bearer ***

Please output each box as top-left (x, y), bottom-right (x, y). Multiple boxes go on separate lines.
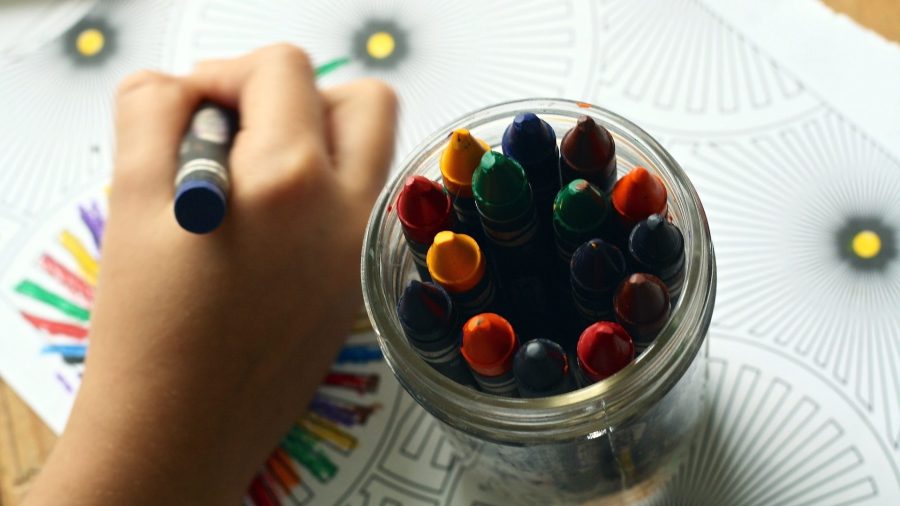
top-left (174, 102), bottom-right (237, 234)
top-left (397, 280), bottom-right (478, 387)
top-left (513, 338), bottom-right (575, 398)
top-left (570, 239), bottom-right (628, 326)
top-left (502, 112), bottom-right (560, 232)
top-left (627, 214), bottom-right (685, 301)
top-left (472, 151), bottom-right (553, 340)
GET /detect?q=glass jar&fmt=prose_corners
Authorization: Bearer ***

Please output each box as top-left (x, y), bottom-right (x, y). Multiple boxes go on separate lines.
top-left (362, 99), bottom-right (716, 504)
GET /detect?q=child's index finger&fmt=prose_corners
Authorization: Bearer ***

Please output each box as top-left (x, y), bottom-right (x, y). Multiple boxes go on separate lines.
top-left (185, 44), bottom-right (326, 153)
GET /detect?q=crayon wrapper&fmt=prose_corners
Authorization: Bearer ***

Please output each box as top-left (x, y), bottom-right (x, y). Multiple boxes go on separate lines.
top-left (176, 104), bottom-right (235, 191)
top-left (471, 368), bottom-right (518, 397)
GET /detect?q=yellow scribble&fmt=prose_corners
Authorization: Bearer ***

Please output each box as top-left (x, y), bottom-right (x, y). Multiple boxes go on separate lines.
top-left (59, 230), bottom-right (98, 285)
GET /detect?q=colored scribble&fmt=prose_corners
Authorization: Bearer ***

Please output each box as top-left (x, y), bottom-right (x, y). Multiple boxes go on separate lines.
top-left (15, 190), bottom-right (384, 506)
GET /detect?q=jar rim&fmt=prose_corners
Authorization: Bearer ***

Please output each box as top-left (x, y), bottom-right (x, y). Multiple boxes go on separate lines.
top-left (362, 98), bottom-right (716, 442)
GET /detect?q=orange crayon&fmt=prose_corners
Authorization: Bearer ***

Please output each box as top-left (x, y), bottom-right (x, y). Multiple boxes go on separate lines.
top-left (611, 167), bottom-right (668, 234)
top-left (426, 231), bottom-right (498, 320)
top-left (461, 313), bottom-right (519, 396)
top-left (440, 129), bottom-right (491, 238)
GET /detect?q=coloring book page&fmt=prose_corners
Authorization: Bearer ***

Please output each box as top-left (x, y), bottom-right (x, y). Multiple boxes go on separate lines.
top-left (0, 0), bottom-right (897, 503)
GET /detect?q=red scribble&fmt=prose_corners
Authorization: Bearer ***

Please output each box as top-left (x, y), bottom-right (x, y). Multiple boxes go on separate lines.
top-left (40, 254), bottom-right (94, 304)
top-left (324, 372), bottom-right (379, 394)
top-left (248, 474), bottom-right (278, 506)
top-left (21, 311), bottom-right (88, 339)
top-left (576, 101), bottom-right (593, 108)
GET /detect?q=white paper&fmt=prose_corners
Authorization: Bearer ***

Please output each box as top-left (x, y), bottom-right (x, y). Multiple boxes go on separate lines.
top-left (0, 0), bottom-right (898, 503)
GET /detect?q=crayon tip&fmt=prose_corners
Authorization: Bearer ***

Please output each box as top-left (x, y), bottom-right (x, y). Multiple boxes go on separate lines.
top-left (440, 129), bottom-right (491, 197)
top-left (472, 151), bottom-right (531, 217)
top-left (629, 214), bottom-right (684, 266)
top-left (611, 167), bottom-right (668, 224)
top-left (571, 239), bottom-right (627, 290)
top-left (174, 180), bottom-right (226, 234)
top-left (614, 273), bottom-right (670, 325)
top-left (576, 321), bottom-right (634, 382)
top-left (560, 116), bottom-right (615, 173)
top-left (396, 176), bottom-right (453, 243)
top-left (397, 280), bottom-right (453, 336)
top-left (514, 339), bottom-right (568, 392)
top-left (502, 113), bottom-right (557, 163)
top-left (426, 231), bottom-right (486, 293)
top-left (553, 179), bottom-right (608, 234)
top-left (461, 313), bottom-right (517, 377)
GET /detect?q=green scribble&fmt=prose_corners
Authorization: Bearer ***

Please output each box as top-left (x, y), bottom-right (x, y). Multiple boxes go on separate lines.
top-left (314, 57), bottom-right (351, 77)
top-left (15, 280), bottom-right (90, 322)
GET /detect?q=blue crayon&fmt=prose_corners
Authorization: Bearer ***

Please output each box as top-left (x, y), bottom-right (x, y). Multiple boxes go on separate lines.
top-left (397, 280), bottom-right (478, 388)
top-left (174, 102), bottom-right (237, 234)
top-left (472, 151), bottom-right (553, 340)
top-left (502, 112), bottom-right (560, 232)
top-left (514, 338), bottom-right (575, 398)
top-left (627, 214), bottom-right (685, 301)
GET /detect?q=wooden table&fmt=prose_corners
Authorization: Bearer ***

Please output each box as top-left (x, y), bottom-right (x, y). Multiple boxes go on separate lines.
top-left (1, 1), bottom-right (898, 504)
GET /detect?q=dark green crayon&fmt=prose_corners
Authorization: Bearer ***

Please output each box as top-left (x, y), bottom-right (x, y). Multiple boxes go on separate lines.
top-left (473, 151), bottom-right (553, 339)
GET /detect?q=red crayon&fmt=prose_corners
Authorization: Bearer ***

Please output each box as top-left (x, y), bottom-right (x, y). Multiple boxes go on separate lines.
top-left (559, 115), bottom-right (617, 193)
top-left (575, 321), bottom-right (634, 385)
top-left (613, 273), bottom-right (671, 353)
top-left (611, 167), bottom-right (668, 236)
top-left (397, 176), bottom-right (454, 281)
top-left (461, 313), bottom-right (519, 396)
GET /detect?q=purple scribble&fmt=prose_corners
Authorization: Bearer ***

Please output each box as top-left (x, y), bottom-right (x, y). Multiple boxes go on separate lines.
top-left (56, 372), bottom-right (73, 394)
top-left (79, 201), bottom-right (105, 251)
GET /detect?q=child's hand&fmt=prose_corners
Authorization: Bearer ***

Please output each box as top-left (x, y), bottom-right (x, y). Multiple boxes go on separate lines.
top-left (25, 44), bottom-right (397, 505)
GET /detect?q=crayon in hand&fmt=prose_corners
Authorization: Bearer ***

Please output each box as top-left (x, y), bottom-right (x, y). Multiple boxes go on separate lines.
top-left (613, 273), bottom-right (671, 354)
top-left (473, 151), bottom-right (553, 339)
top-left (397, 176), bottom-right (454, 281)
top-left (575, 321), bottom-right (634, 386)
top-left (174, 102), bottom-right (237, 234)
top-left (461, 313), bottom-right (519, 396)
top-left (627, 214), bottom-right (685, 301)
top-left (440, 129), bottom-right (490, 239)
top-left (514, 338), bottom-right (575, 398)
top-left (570, 239), bottom-right (628, 326)
top-left (502, 112), bottom-right (560, 232)
top-left (426, 231), bottom-right (498, 321)
top-left (559, 115), bottom-right (617, 193)
top-left (397, 280), bottom-right (477, 388)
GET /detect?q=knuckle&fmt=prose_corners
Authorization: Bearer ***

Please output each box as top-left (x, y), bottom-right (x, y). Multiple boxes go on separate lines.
top-left (117, 71), bottom-right (193, 112)
top-left (259, 43), bottom-right (313, 72)
top-left (116, 70), bottom-right (169, 99)
top-left (358, 79), bottom-right (398, 111)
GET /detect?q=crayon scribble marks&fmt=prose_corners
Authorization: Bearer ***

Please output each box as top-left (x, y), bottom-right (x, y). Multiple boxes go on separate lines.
top-left (682, 105), bottom-right (900, 448)
top-left (836, 218), bottom-right (896, 271)
top-left (15, 280), bottom-right (90, 322)
top-left (59, 230), bottom-right (98, 286)
top-left (64, 17), bottom-right (115, 65)
top-left (20, 311), bottom-right (89, 340)
top-left (314, 57), bottom-right (351, 77)
top-left (40, 254), bottom-right (94, 304)
top-left (78, 201), bottom-right (105, 250)
top-left (645, 335), bottom-right (899, 505)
